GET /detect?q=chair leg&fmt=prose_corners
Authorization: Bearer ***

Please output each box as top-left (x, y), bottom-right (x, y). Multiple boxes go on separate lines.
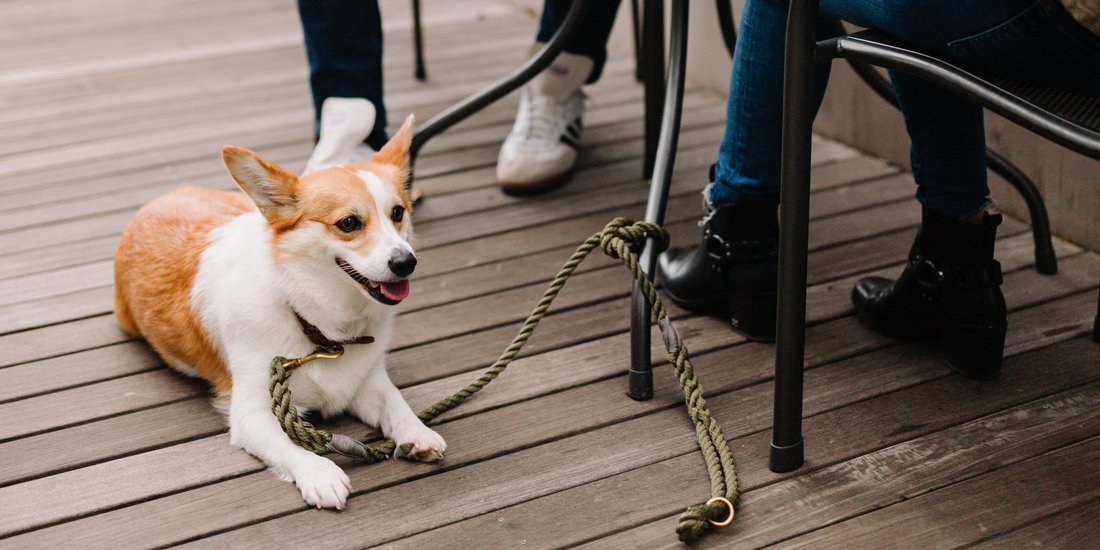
top-left (641, 0), bottom-right (665, 180)
top-left (985, 150), bottom-right (1058, 275)
top-left (630, 0), bottom-right (690, 400)
top-left (411, 0), bottom-right (426, 81)
top-left (715, 0), bottom-right (737, 58)
top-left (631, 0), bottom-right (643, 82)
top-left (771, 0), bottom-right (819, 474)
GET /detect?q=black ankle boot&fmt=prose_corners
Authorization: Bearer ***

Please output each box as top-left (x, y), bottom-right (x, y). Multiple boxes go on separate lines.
top-left (658, 201), bottom-right (778, 341)
top-left (852, 207), bottom-right (1007, 379)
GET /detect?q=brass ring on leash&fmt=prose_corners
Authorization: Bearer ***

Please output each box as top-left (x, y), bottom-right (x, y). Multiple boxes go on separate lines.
top-left (705, 496), bottom-right (735, 527)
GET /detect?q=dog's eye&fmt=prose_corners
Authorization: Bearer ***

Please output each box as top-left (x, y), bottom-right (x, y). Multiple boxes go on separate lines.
top-left (391, 205), bottom-right (405, 223)
top-left (335, 215), bottom-right (362, 233)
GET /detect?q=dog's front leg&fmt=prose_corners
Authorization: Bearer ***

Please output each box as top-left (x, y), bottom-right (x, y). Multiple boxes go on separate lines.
top-left (227, 352), bottom-right (351, 509)
top-left (352, 366), bottom-right (446, 462)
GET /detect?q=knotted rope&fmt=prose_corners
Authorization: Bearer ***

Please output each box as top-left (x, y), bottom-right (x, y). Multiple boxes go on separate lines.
top-left (269, 217), bottom-right (739, 542)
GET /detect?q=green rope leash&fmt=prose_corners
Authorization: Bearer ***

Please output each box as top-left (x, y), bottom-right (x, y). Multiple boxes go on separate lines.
top-left (269, 217), bottom-right (739, 542)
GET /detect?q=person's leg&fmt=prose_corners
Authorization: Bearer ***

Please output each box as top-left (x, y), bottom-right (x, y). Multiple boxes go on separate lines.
top-left (815, 0), bottom-right (1019, 378)
top-left (496, 0), bottom-right (624, 194)
top-left (708, 0), bottom-right (834, 207)
top-left (298, 0), bottom-right (388, 150)
top-left (535, 0), bottom-right (623, 83)
top-left (660, 0), bottom-right (835, 341)
top-left (890, 71), bottom-right (990, 219)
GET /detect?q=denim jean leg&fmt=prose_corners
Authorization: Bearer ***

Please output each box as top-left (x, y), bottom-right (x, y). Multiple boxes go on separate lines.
top-left (709, 0), bottom-right (833, 208)
top-left (298, 0), bottom-right (389, 149)
top-left (889, 71), bottom-right (990, 219)
top-left (536, 0), bottom-right (623, 83)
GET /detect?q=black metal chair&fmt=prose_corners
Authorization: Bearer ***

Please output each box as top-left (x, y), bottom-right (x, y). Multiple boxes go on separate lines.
top-left (402, 0), bottom-right (696, 401)
top-left (402, 0), bottom-right (1080, 425)
top-left (771, 0), bottom-right (1100, 472)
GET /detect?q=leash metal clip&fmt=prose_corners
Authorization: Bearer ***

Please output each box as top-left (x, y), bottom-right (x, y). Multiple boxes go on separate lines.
top-left (283, 345), bottom-right (345, 370)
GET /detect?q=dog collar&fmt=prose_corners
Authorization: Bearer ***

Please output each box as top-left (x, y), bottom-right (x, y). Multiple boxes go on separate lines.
top-left (294, 312), bottom-right (375, 348)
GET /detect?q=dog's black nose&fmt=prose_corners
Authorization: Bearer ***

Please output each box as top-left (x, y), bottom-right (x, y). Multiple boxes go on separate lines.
top-left (388, 249), bottom-right (417, 277)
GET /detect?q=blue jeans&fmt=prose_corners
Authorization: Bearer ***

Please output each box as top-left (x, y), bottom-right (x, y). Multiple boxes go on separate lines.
top-left (536, 0), bottom-right (623, 83)
top-left (710, 0), bottom-right (1100, 219)
top-left (298, 0), bottom-right (621, 149)
top-left (298, 0), bottom-right (388, 149)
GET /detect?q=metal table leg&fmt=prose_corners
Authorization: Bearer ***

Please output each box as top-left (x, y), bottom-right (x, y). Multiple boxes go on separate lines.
top-left (629, 0), bottom-right (690, 400)
top-left (641, 0), bottom-right (665, 180)
top-left (1094, 284), bottom-right (1099, 343)
top-left (412, 0), bottom-right (426, 81)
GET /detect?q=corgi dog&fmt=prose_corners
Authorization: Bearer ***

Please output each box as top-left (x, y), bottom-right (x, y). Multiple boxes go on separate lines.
top-left (113, 115), bottom-right (445, 510)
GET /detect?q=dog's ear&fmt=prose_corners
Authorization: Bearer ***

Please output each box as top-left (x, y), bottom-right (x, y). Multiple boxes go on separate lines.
top-left (222, 146), bottom-right (300, 222)
top-left (372, 114), bottom-right (414, 173)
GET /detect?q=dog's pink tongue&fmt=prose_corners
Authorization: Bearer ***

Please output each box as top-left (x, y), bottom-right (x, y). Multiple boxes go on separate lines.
top-left (381, 280), bottom-right (410, 302)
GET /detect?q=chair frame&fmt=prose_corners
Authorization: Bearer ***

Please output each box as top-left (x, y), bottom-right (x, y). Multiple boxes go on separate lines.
top-left (404, 0), bottom-right (1075, 410)
top-left (773, 0), bottom-right (1100, 472)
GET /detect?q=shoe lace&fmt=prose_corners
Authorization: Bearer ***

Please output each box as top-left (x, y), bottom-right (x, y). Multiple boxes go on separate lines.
top-left (514, 90), bottom-right (583, 149)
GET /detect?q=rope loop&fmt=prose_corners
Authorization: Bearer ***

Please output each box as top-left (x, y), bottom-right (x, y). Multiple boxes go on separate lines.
top-left (598, 217), bottom-right (670, 259)
top-left (676, 499), bottom-right (734, 543)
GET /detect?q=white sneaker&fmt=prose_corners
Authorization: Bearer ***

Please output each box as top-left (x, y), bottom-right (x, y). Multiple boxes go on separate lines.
top-left (303, 97), bottom-right (377, 175)
top-left (496, 50), bottom-right (593, 195)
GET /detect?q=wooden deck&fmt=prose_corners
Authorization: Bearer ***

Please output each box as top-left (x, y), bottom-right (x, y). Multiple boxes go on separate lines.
top-left (2, 0), bottom-right (1099, 547)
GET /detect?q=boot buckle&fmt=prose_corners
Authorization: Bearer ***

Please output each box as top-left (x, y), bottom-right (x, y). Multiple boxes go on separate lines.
top-left (705, 232), bottom-right (734, 263)
top-left (912, 258), bottom-right (945, 289)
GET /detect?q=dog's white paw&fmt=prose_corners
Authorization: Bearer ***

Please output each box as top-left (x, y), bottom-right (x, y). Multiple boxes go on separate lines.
top-left (293, 455), bottom-right (351, 509)
top-left (394, 425), bottom-right (447, 462)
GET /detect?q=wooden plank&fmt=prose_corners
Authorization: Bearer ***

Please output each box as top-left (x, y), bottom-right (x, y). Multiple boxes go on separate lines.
top-left (0, 398), bottom-right (223, 488)
top-left (0, 260), bottom-right (112, 307)
top-left (0, 151), bottom-right (891, 368)
top-left (0, 97), bottom-right (721, 235)
top-left (0, 43), bottom-right (531, 159)
top-left (0, 218), bottom-right (1045, 433)
top-left (0, 370), bottom-right (207, 442)
top-left (0, 0), bottom-right (517, 91)
top-left (6, 265), bottom-right (1094, 544)
top-left (0, 75), bottom-right (645, 215)
top-left (0, 35), bottom-right (530, 135)
top-left (0, 58), bottom-right (640, 205)
top-left (0, 317), bottom-right (893, 542)
top-left (0, 124), bottom-right (882, 286)
top-left (0, 82), bottom-right (691, 257)
top-left (0, 160), bottom-right (903, 317)
top-left (169, 338), bottom-right (1100, 548)
top-left (0, 57), bottom-right (638, 193)
top-left (472, 340), bottom-right (1100, 550)
top-left (0, 18), bottom-right (534, 131)
top-left (777, 438), bottom-right (1100, 549)
top-left (0, 341), bottom-right (162, 404)
top-left (0, 236), bottom-right (120, 282)
top-left (969, 497), bottom-right (1100, 550)
top-left (0, 315), bottom-right (130, 370)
